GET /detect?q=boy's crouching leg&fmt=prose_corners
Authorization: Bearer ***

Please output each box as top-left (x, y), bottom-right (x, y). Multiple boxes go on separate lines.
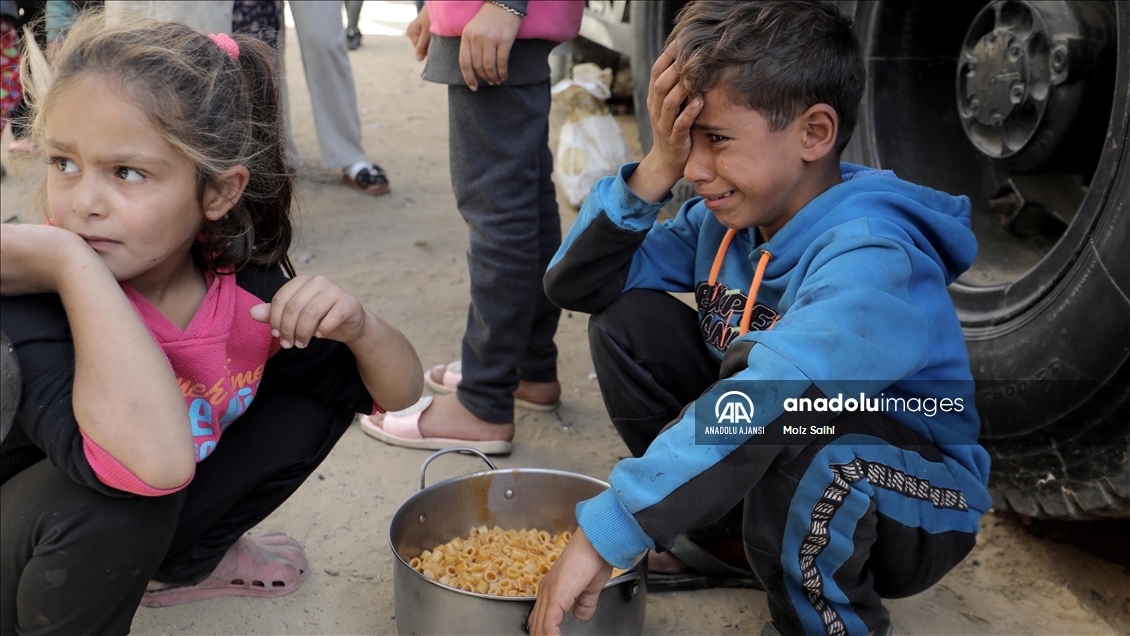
top-left (742, 411), bottom-right (982, 636)
top-left (588, 289), bottom-right (720, 457)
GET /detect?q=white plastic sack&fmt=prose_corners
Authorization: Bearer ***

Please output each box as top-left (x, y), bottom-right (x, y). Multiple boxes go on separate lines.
top-left (552, 64), bottom-right (631, 208)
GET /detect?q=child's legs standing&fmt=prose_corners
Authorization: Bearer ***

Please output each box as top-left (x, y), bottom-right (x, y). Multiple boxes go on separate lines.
top-left (743, 412), bottom-right (981, 636)
top-left (155, 381), bottom-right (355, 584)
top-left (1, 460), bottom-right (184, 635)
top-left (516, 137), bottom-right (563, 386)
top-left (448, 81), bottom-right (561, 424)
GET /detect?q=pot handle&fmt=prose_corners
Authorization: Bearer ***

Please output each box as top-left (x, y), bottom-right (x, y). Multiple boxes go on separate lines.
top-left (419, 447), bottom-right (498, 491)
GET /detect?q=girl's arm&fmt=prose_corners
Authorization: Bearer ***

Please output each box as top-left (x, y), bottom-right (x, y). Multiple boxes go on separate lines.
top-left (0, 224), bottom-right (196, 489)
top-left (250, 275), bottom-right (423, 412)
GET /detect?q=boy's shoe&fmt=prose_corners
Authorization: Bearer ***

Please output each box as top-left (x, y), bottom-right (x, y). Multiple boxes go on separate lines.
top-left (872, 607), bottom-right (893, 636)
top-left (648, 534), bottom-right (762, 592)
top-left (760, 607), bottom-right (892, 636)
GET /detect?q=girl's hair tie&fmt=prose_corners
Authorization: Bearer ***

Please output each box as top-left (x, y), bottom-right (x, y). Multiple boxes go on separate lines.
top-left (208, 33), bottom-right (240, 61)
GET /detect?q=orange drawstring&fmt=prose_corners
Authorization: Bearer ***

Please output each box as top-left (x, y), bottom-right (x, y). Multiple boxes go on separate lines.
top-left (708, 228), bottom-right (774, 337)
top-left (707, 228), bottom-right (738, 286)
top-left (739, 250), bottom-right (772, 336)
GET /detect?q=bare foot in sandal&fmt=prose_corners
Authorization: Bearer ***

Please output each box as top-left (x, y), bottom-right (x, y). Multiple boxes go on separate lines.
top-left (426, 362), bottom-right (561, 409)
top-left (415, 393), bottom-right (514, 443)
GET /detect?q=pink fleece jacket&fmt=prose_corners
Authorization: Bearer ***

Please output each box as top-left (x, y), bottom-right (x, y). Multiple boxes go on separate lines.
top-left (429, 1), bottom-right (583, 43)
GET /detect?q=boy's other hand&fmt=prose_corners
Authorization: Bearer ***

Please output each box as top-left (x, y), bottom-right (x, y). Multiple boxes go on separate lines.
top-left (628, 46), bottom-right (703, 203)
top-left (528, 529), bottom-right (614, 636)
top-left (459, 2), bottom-right (522, 90)
top-left (407, 5), bottom-right (431, 61)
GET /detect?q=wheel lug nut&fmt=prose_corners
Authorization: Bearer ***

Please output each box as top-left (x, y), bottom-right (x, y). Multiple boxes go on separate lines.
top-left (1051, 45), bottom-right (1067, 73)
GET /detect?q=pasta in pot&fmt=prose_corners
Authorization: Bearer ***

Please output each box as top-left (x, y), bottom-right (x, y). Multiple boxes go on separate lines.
top-left (410, 525), bottom-right (628, 597)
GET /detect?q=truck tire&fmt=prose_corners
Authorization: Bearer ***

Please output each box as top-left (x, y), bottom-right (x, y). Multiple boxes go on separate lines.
top-left (631, 0), bottom-right (683, 153)
top-left (840, 0), bottom-right (1130, 519)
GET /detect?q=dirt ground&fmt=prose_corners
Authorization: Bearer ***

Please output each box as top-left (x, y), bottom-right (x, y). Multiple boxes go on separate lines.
top-left (1, 2), bottom-right (1127, 634)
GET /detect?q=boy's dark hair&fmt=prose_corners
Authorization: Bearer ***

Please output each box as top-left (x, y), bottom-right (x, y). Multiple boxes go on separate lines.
top-left (669, 0), bottom-right (866, 155)
top-left (27, 11), bottom-right (295, 276)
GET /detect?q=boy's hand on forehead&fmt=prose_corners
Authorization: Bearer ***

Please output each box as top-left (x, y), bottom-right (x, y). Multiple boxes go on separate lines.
top-left (626, 46), bottom-right (703, 203)
top-left (250, 275), bottom-right (367, 350)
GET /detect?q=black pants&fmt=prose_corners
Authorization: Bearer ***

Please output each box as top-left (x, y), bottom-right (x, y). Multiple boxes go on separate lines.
top-left (448, 81), bottom-right (562, 424)
top-left (0, 381), bottom-right (354, 635)
top-left (589, 289), bottom-right (743, 543)
top-left (589, 290), bottom-right (981, 635)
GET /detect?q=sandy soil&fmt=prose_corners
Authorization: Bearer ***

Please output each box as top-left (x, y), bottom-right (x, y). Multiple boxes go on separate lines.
top-left (1, 3), bottom-right (1127, 634)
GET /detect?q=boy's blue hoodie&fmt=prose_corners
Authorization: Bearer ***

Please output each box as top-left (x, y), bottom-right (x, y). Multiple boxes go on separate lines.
top-left (544, 162), bottom-right (993, 569)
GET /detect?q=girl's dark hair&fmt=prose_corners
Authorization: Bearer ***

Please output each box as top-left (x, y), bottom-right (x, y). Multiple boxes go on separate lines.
top-left (669, 0), bottom-right (866, 155)
top-left (27, 11), bottom-right (295, 275)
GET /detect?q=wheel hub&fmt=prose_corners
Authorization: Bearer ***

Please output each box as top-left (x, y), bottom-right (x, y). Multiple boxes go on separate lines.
top-left (964, 29), bottom-right (1029, 128)
top-left (955, 0), bottom-right (1117, 171)
top-left (957, 1), bottom-right (1068, 160)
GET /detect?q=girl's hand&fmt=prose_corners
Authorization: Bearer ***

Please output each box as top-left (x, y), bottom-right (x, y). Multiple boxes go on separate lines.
top-left (459, 2), bottom-right (522, 90)
top-left (250, 275), bottom-right (366, 349)
top-left (626, 46), bottom-right (703, 203)
top-left (527, 529), bottom-right (614, 636)
top-left (252, 275), bottom-right (424, 412)
top-left (0, 223), bottom-right (102, 296)
top-left (407, 4), bottom-right (431, 61)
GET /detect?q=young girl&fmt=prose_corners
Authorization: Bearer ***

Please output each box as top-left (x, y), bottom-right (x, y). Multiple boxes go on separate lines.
top-left (0, 12), bottom-right (422, 634)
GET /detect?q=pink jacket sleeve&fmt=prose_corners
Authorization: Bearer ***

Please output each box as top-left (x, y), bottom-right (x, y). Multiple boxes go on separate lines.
top-left (82, 430), bottom-right (194, 496)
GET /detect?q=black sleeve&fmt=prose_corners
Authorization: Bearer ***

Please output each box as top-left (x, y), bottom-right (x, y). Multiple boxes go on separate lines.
top-left (0, 294), bottom-right (128, 496)
top-left (543, 213), bottom-right (650, 315)
top-left (236, 267), bottom-right (377, 414)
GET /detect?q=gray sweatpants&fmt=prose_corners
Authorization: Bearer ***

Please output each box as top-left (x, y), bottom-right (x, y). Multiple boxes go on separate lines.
top-left (449, 81), bottom-right (561, 424)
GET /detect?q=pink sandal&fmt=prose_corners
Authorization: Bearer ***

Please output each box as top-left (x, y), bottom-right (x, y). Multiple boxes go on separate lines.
top-left (424, 361), bottom-right (560, 412)
top-left (359, 396), bottom-right (513, 455)
top-left (140, 532), bottom-right (309, 608)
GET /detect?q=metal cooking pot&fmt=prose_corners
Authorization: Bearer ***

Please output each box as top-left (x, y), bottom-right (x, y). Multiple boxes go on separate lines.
top-left (389, 448), bottom-right (647, 635)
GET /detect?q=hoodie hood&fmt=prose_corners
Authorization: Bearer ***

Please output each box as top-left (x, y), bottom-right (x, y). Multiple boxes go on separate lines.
top-left (760, 164), bottom-right (977, 286)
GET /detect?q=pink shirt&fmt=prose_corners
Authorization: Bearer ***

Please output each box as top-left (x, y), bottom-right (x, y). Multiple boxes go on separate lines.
top-left (428, 1), bottom-right (583, 43)
top-left (81, 271), bottom-right (278, 496)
